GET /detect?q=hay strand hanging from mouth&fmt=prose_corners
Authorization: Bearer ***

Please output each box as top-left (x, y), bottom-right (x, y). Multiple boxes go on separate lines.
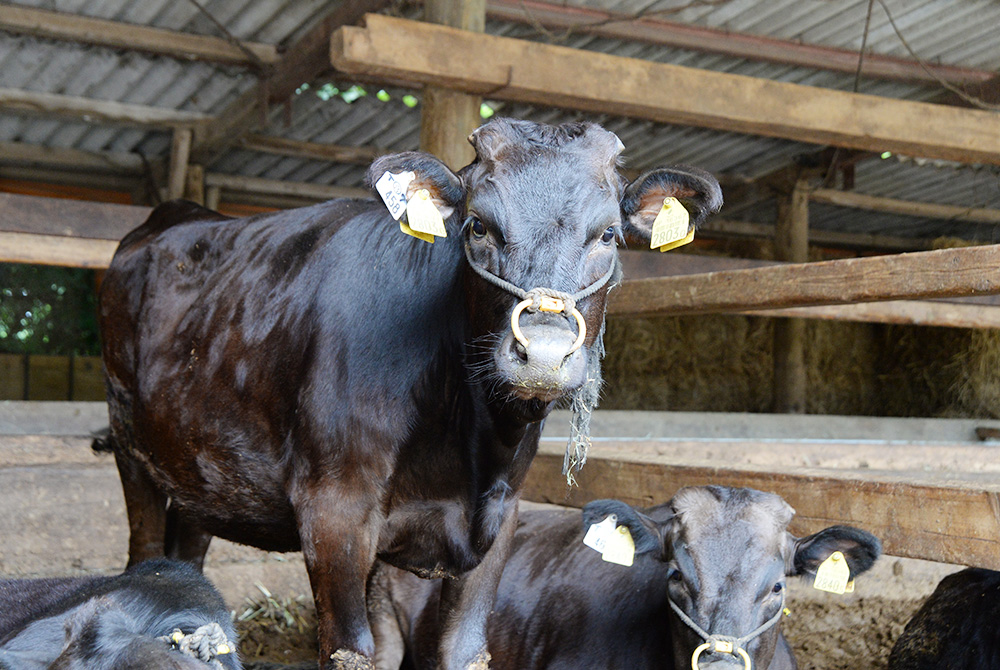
top-left (563, 323), bottom-right (605, 486)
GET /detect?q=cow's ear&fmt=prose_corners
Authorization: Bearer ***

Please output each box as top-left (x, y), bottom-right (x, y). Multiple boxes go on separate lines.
top-left (366, 151), bottom-right (465, 220)
top-left (582, 499), bottom-right (665, 558)
top-left (620, 166), bottom-right (723, 247)
top-left (786, 525), bottom-right (882, 579)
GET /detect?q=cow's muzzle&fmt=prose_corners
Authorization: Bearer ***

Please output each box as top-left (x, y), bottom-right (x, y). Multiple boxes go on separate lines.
top-left (510, 291), bottom-right (586, 356)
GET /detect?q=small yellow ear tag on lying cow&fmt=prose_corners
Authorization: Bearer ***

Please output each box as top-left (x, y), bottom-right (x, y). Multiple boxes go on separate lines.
top-left (601, 525), bottom-right (635, 567)
top-left (650, 197), bottom-right (694, 252)
top-left (399, 220), bottom-right (436, 244)
top-left (813, 551), bottom-right (851, 595)
top-left (405, 188), bottom-right (447, 240)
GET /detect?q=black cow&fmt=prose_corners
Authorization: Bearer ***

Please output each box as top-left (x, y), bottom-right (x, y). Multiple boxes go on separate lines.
top-left (0, 559), bottom-right (239, 670)
top-left (97, 117), bottom-right (723, 670)
top-left (889, 568), bottom-right (1000, 669)
top-left (373, 486), bottom-right (881, 670)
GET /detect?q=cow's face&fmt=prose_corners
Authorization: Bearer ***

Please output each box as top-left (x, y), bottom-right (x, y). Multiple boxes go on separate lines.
top-left (583, 488), bottom-right (881, 669)
top-left (367, 119), bottom-right (722, 414)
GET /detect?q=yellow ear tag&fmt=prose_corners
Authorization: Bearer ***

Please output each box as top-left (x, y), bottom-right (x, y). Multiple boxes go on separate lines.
top-left (405, 188), bottom-right (447, 239)
top-left (813, 551), bottom-right (851, 595)
top-left (399, 220), bottom-right (435, 244)
top-left (650, 197), bottom-right (693, 252)
top-left (601, 525), bottom-right (635, 567)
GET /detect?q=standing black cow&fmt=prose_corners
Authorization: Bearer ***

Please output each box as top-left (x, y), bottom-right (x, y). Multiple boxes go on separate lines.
top-left (97, 118), bottom-right (723, 670)
top-left (0, 559), bottom-right (239, 670)
top-left (889, 568), bottom-right (1000, 670)
top-left (372, 486), bottom-right (881, 670)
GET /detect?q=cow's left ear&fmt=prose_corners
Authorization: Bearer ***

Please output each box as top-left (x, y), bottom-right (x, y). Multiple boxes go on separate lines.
top-left (366, 151), bottom-right (465, 221)
top-left (582, 499), bottom-right (665, 558)
top-left (786, 525), bottom-right (882, 579)
top-left (620, 166), bottom-right (723, 247)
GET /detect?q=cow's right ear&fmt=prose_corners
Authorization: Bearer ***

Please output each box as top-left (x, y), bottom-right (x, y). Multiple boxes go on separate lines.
top-left (582, 499), bottom-right (665, 558)
top-left (366, 151), bottom-right (465, 221)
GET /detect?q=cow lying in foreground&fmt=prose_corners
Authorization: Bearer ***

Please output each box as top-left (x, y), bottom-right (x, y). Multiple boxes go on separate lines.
top-left (0, 559), bottom-right (239, 670)
top-left (889, 567), bottom-right (1000, 669)
top-left (98, 118), bottom-right (723, 670)
top-left (373, 486), bottom-right (881, 670)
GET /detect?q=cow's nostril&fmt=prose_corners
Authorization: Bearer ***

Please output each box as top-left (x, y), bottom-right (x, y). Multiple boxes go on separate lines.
top-left (512, 340), bottom-right (528, 362)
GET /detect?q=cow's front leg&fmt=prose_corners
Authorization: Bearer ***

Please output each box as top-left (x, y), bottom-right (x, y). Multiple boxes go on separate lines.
top-left (437, 503), bottom-right (519, 670)
top-left (296, 484), bottom-right (383, 670)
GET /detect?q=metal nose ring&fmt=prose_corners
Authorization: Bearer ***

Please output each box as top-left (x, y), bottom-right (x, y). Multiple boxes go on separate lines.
top-left (510, 297), bottom-right (587, 356)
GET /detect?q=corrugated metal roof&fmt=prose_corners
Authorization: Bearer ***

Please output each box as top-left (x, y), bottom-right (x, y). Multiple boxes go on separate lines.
top-left (1, 0), bottom-right (998, 244)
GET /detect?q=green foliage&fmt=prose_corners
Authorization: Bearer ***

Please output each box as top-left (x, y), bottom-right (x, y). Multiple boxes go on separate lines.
top-left (0, 264), bottom-right (100, 355)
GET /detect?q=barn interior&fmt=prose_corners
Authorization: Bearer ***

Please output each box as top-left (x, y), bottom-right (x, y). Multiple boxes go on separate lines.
top-left (1, 0), bottom-right (999, 668)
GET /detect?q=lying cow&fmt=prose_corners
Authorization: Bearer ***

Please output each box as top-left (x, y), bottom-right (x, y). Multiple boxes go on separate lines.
top-left (373, 486), bottom-right (881, 670)
top-left (0, 559), bottom-right (239, 669)
top-left (97, 118), bottom-right (723, 670)
top-left (889, 567), bottom-right (1000, 670)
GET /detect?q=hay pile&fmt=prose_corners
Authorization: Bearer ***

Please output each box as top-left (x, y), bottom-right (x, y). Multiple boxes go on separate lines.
top-left (601, 240), bottom-right (1000, 419)
top-left (236, 583), bottom-right (317, 665)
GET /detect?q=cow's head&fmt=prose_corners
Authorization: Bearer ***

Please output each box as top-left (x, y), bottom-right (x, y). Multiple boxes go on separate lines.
top-left (583, 487), bottom-right (881, 669)
top-left (367, 118), bottom-right (722, 417)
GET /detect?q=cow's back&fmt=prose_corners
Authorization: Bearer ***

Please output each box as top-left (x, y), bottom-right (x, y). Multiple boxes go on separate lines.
top-left (889, 568), bottom-right (1000, 670)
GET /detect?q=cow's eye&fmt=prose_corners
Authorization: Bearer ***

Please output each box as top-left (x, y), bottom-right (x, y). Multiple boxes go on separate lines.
top-left (668, 569), bottom-right (683, 583)
top-left (601, 226), bottom-right (617, 244)
top-left (772, 582), bottom-right (784, 594)
top-left (468, 216), bottom-right (487, 238)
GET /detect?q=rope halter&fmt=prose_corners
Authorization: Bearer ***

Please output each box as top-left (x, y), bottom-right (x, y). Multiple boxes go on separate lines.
top-left (463, 241), bottom-right (617, 356)
top-left (158, 622), bottom-right (234, 670)
top-left (667, 590), bottom-right (787, 670)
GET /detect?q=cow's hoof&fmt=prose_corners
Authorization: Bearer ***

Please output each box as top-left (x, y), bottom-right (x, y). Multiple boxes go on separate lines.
top-left (330, 649), bottom-right (375, 670)
top-left (466, 650), bottom-right (491, 670)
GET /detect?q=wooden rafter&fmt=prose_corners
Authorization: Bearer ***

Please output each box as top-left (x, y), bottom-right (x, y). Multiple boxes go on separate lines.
top-left (811, 188), bottom-right (1000, 224)
top-left (0, 4), bottom-right (278, 67)
top-left (331, 15), bottom-right (1000, 166)
top-left (0, 88), bottom-right (210, 128)
top-left (240, 134), bottom-right (384, 165)
top-left (191, 0), bottom-right (393, 165)
top-left (484, 0), bottom-right (995, 88)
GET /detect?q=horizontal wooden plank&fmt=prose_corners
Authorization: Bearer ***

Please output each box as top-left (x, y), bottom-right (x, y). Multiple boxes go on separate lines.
top-left (240, 134), bottom-right (385, 165)
top-left (523, 441), bottom-right (1000, 569)
top-left (204, 173), bottom-right (370, 200)
top-left (0, 88), bottom-right (211, 128)
top-left (811, 188), bottom-right (1000, 224)
top-left (610, 244), bottom-right (1000, 317)
top-left (0, 232), bottom-right (118, 268)
top-left (484, 0), bottom-right (995, 87)
top-left (0, 4), bottom-right (278, 67)
top-left (331, 14), bottom-right (1000, 165)
top-left (0, 192), bottom-right (149, 240)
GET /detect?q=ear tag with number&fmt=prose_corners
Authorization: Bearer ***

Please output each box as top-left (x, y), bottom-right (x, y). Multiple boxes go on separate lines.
top-left (813, 551), bottom-right (851, 595)
top-left (601, 525), bottom-right (635, 567)
top-left (399, 220), bottom-right (436, 244)
top-left (583, 515), bottom-right (618, 554)
top-left (405, 188), bottom-right (447, 239)
top-left (374, 170), bottom-right (415, 221)
top-left (650, 197), bottom-right (694, 252)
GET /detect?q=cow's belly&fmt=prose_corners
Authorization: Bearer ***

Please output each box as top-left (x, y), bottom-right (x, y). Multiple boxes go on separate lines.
top-left (378, 498), bottom-right (512, 578)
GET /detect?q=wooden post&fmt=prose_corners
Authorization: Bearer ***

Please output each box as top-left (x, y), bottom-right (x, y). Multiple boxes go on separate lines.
top-left (772, 178), bottom-right (809, 413)
top-left (418, 0), bottom-right (484, 169)
top-left (205, 184), bottom-right (221, 211)
top-left (167, 128), bottom-right (192, 200)
top-left (183, 163), bottom-right (205, 205)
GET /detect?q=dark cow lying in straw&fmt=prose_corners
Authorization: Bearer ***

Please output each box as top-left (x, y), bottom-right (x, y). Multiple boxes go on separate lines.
top-left (372, 486), bottom-right (881, 670)
top-left (889, 568), bottom-right (1000, 670)
top-left (97, 118), bottom-right (723, 670)
top-left (0, 559), bottom-right (239, 670)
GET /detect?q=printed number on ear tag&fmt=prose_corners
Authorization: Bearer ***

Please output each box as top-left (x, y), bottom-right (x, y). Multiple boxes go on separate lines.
top-left (650, 197), bottom-right (694, 252)
top-left (374, 171), bottom-right (415, 221)
top-left (405, 188), bottom-right (447, 238)
top-left (583, 516), bottom-right (617, 554)
top-left (602, 526), bottom-right (635, 567)
top-left (813, 551), bottom-right (851, 595)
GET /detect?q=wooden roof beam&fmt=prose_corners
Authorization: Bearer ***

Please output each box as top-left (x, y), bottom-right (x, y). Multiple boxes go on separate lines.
top-left (0, 4), bottom-right (278, 67)
top-left (484, 0), bottom-right (995, 88)
top-left (331, 15), bottom-right (1000, 166)
top-left (239, 134), bottom-right (384, 165)
top-left (191, 0), bottom-right (393, 165)
top-left (0, 88), bottom-right (211, 128)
